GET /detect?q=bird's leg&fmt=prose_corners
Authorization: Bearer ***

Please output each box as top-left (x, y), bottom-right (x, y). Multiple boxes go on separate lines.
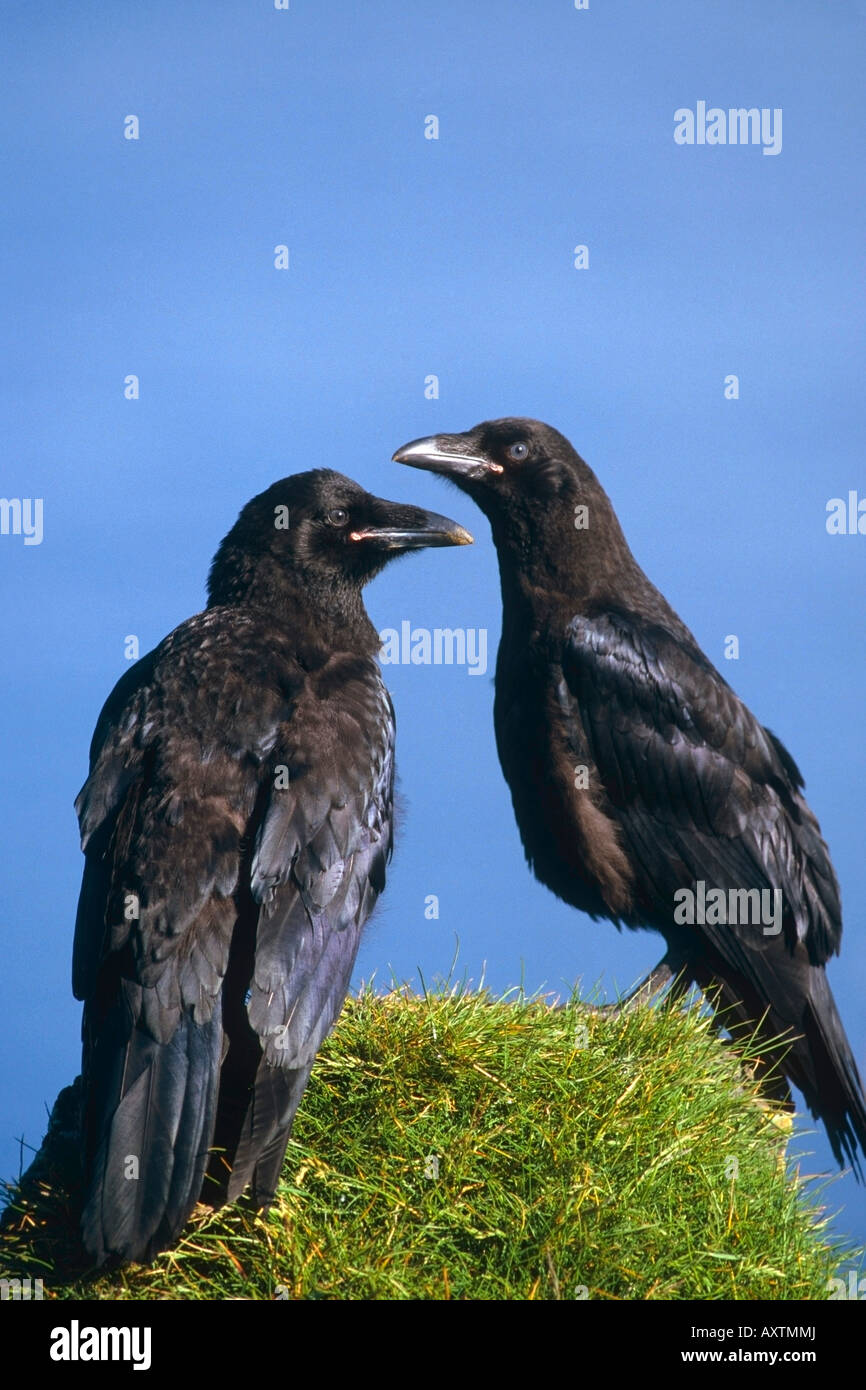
top-left (586, 954), bottom-right (688, 1017)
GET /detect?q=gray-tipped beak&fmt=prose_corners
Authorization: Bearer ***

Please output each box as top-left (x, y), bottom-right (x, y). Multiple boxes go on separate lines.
top-left (393, 435), bottom-right (500, 482)
top-left (349, 507), bottom-right (473, 550)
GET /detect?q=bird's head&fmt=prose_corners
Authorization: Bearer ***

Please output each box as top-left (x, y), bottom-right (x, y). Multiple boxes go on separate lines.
top-left (207, 468), bottom-right (472, 610)
top-left (393, 418), bottom-right (592, 524)
top-left (394, 419), bottom-right (638, 604)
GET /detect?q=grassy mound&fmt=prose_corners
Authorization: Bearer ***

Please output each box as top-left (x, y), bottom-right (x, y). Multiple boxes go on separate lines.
top-left (0, 987), bottom-right (851, 1299)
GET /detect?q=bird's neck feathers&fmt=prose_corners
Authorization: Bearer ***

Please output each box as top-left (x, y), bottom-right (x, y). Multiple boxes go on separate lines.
top-left (206, 544), bottom-right (380, 659)
top-left (491, 471), bottom-right (680, 629)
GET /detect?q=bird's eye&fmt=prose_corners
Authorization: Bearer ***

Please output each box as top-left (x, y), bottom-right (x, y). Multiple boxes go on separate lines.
top-left (325, 508), bottom-right (349, 527)
top-left (507, 442), bottom-right (529, 461)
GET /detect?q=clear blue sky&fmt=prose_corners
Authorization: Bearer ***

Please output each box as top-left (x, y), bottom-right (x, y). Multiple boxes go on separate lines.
top-left (2, 1), bottom-right (865, 1266)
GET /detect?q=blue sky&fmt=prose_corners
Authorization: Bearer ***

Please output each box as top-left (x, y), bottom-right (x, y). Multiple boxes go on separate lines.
top-left (2, 1), bottom-right (865, 1268)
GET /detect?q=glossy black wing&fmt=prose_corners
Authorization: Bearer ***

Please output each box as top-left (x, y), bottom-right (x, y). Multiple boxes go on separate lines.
top-left (73, 617), bottom-right (395, 1261)
top-left (212, 658), bottom-right (395, 1204)
top-left (560, 610), bottom-right (840, 964)
top-left (560, 611), bottom-right (866, 1168)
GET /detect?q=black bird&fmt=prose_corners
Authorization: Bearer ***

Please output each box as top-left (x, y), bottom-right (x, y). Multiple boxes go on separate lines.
top-left (73, 468), bottom-right (472, 1265)
top-left (395, 417), bottom-right (866, 1172)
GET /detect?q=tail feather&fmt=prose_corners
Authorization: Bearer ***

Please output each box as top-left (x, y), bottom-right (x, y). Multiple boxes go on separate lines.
top-left (80, 1006), bottom-right (223, 1265)
top-left (204, 1023), bottom-right (313, 1208)
top-left (230, 1058), bottom-right (314, 1205)
top-left (693, 950), bottom-right (866, 1178)
top-left (796, 971), bottom-right (866, 1176)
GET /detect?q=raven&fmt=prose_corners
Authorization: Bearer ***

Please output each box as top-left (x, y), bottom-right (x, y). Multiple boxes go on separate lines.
top-left (73, 468), bottom-right (472, 1265)
top-left (395, 417), bottom-right (866, 1172)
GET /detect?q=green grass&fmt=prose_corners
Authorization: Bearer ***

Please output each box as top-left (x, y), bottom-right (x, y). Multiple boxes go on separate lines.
top-left (0, 986), bottom-right (854, 1299)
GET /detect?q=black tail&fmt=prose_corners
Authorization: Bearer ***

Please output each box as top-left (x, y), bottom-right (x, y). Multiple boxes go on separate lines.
top-left (80, 1003), bottom-right (223, 1266)
top-left (792, 970), bottom-right (866, 1177)
top-left (204, 993), bottom-right (313, 1210)
top-left (696, 952), bottom-right (866, 1179)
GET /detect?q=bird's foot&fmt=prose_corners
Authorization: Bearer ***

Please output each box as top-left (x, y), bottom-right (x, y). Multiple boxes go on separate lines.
top-left (585, 959), bottom-right (684, 1018)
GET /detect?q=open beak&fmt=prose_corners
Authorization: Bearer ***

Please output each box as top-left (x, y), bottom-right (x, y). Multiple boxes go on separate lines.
top-left (393, 435), bottom-right (501, 483)
top-left (349, 505), bottom-right (473, 551)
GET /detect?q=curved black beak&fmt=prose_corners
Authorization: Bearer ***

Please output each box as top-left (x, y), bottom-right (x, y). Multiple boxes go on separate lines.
top-left (349, 501), bottom-right (473, 551)
top-left (393, 435), bottom-right (500, 483)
